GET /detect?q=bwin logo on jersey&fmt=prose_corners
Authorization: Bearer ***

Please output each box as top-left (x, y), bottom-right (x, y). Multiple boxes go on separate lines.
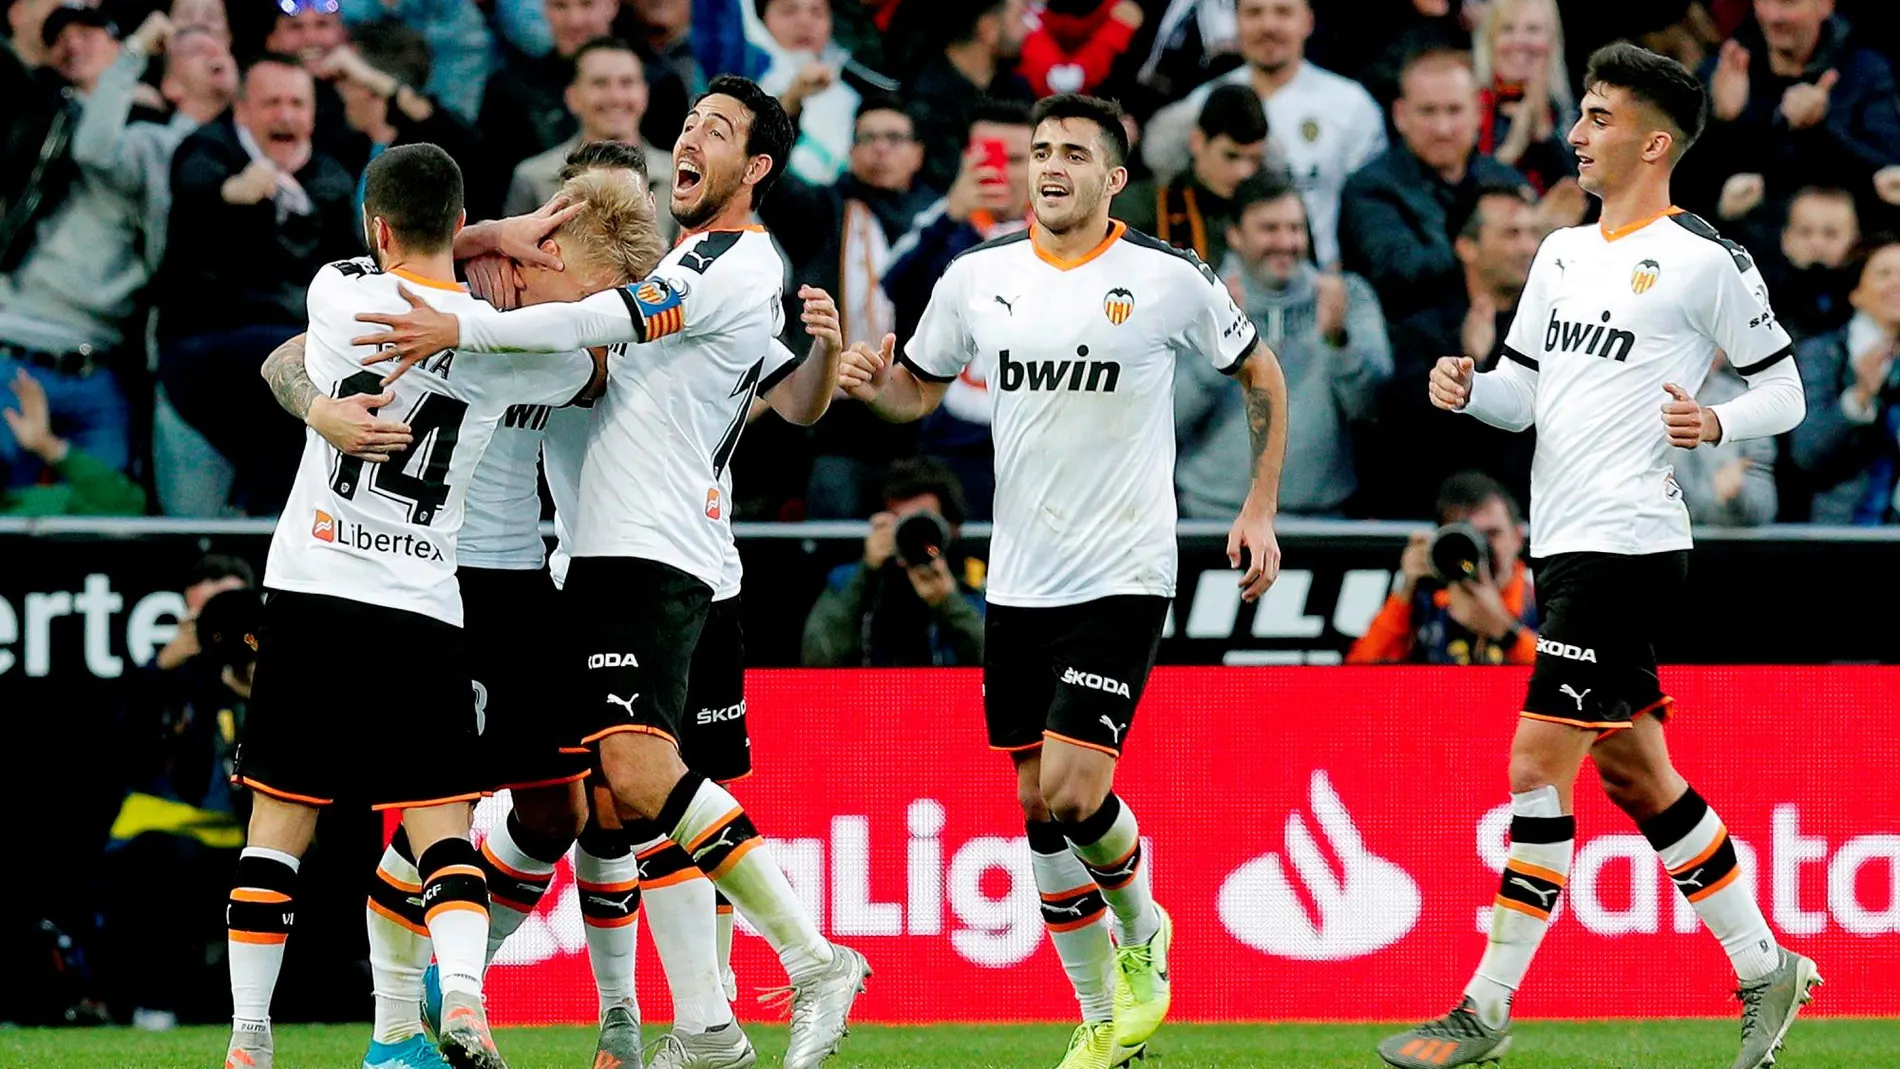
top-left (1546, 309), bottom-right (1637, 362)
top-left (1537, 638), bottom-right (1598, 662)
top-left (997, 348), bottom-right (1121, 392)
top-left (1061, 667), bottom-right (1130, 697)
top-left (588, 652), bottom-right (639, 669)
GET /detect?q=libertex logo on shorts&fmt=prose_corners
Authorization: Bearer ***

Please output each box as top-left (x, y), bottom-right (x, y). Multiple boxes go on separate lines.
top-left (310, 510), bottom-right (444, 560)
top-left (1218, 770), bottom-right (1420, 961)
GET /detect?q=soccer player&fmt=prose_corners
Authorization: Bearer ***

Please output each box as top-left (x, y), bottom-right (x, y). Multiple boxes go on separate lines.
top-left (225, 144), bottom-right (603, 1069)
top-left (834, 93), bottom-right (1288, 1069)
top-left (350, 76), bottom-right (867, 1069)
top-left (1376, 44), bottom-right (1814, 1069)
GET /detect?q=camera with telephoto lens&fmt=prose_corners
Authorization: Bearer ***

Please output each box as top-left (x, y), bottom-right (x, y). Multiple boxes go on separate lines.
top-left (894, 510), bottom-right (952, 569)
top-left (1428, 521), bottom-right (1490, 585)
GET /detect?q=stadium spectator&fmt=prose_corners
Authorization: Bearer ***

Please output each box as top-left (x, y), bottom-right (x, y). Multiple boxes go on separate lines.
top-left (0, 368), bottom-right (145, 515)
top-left (802, 457), bottom-right (985, 667)
top-left (481, 0), bottom-right (620, 177)
top-left (1687, 0), bottom-right (1900, 226)
top-left (1176, 172), bottom-right (1390, 520)
top-left (1790, 235), bottom-right (1900, 524)
top-left (1017, 0), bottom-right (1143, 99)
top-left (1471, 0), bottom-right (1580, 197)
top-left (168, 0), bottom-right (228, 42)
top-left (1371, 182), bottom-right (1542, 519)
top-left (503, 38), bottom-right (672, 245)
top-left (619, 0), bottom-right (769, 150)
top-left (155, 54), bottom-right (358, 517)
top-left (1113, 82), bottom-right (1266, 271)
top-left (1347, 470), bottom-right (1539, 665)
top-left (1125, 0), bottom-right (1243, 116)
top-left (1669, 352), bottom-right (1779, 526)
top-left (161, 24), bottom-right (238, 125)
top-left (755, 0), bottom-right (859, 186)
top-left (1762, 185), bottom-right (1861, 341)
top-left (338, 0), bottom-right (494, 122)
top-left (263, 0), bottom-right (357, 159)
top-left (1141, 0), bottom-right (1387, 268)
top-left (906, 0), bottom-right (1034, 194)
top-left (760, 96), bottom-right (933, 518)
top-left (6, 0), bottom-right (61, 68)
top-left (0, 10), bottom-right (199, 494)
top-left (1337, 48), bottom-right (1532, 323)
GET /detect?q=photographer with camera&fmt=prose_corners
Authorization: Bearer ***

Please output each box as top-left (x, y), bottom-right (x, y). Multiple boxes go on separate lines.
top-left (1348, 471), bottom-right (1538, 665)
top-left (802, 457), bottom-right (986, 667)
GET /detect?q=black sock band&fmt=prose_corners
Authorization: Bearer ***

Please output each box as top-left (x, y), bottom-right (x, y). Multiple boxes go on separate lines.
top-left (655, 771), bottom-right (710, 838)
top-left (577, 817), bottom-right (633, 859)
top-left (1025, 818), bottom-right (1069, 855)
top-left (417, 839), bottom-right (487, 923)
top-left (1640, 786), bottom-right (1710, 850)
top-left (1059, 793), bottom-right (1123, 849)
top-left (634, 837), bottom-right (698, 887)
top-left (685, 810), bottom-right (759, 878)
top-left (1510, 814), bottom-right (1576, 844)
top-left (506, 809), bottom-right (577, 866)
top-left (368, 863), bottom-right (426, 933)
top-left (229, 854), bottom-right (298, 941)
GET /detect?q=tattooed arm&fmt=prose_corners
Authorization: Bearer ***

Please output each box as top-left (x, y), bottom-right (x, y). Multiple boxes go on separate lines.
top-left (260, 333), bottom-right (414, 462)
top-left (1228, 342), bottom-right (1289, 601)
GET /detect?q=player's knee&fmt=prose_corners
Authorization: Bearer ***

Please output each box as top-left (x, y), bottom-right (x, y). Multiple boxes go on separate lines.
top-left (598, 736), bottom-right (685, 819)
top-left (1018, 780), bottom-right (1051, 822)
top-left (1042, 780), bottom-right (1108, 827)
top-left (1596, 763), bottom-right (1671, 821)
top-left (514, 786), bottom-right (587, 843)
top-left (1507, 750), bottom-right (1563, 795)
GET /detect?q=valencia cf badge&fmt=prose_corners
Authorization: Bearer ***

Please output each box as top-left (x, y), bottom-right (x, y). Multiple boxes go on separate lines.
top-left (1103, 287), bottom-right (1135, 325)
top-left (1631, 258), bottom-right (1661, 294)
top-left (705, 486), bottom-right (722, 520)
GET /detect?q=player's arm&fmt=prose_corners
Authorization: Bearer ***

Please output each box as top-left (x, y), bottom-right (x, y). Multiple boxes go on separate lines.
top-left (1670, 252), bottom-right (1804, 448)
top-left (838, 261), bottom-right (972, 422)
top-left (1191, 260), bottom-right (1284, 600)
top-left (763, 285), bottom-right (844, 426)
top-left (1442, 245), bottom-right (1553, 431)
top-left (451, 196), bottom-right (582, 271)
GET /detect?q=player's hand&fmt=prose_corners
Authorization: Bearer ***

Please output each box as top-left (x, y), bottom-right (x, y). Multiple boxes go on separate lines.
top-left (1461, 295), bottom-right (1496, 362)
top-left (222, 158), bottom-right (278, 205)
top-left (352, 283), bottom-right (460, 384)
top-left (798, 284), bottom-right (843, 355)
top-left (454, 195), bottom-right (584, 270)
top-left (1874, 165), bottom-right (1900, 206)
top-left (1429, 356), bottom-right (1475, 411)
top-left (864, 511), bottom-right (897, 569)
top-left (1397, 529), bottom-right (1432, 596)
top-left (306, 390), bottom-right (413, 462)
top-left (907, 557), bottom-right (957, 608)
top-left (1779, 69), bottom-right (1837, 131)
top-left (1314, 272), bottom-right (1348, 344)
top-left (781, 61), bottom-right (836, 114)
top-left (1850, 339), bottom-right (1896, 407)
top-left (464, 253), bottom-right (522, 310)
top-left (1711, 40), bottom-right (1751, 122)
top-left (1227, 494), bottom-right (1281, 602)
top-left (1661, 383), bottom-right (1719, 448)
top-left (1718, 172), bottom-right (1766, 220)
top-left (838, 333), bottom-right (894, 402)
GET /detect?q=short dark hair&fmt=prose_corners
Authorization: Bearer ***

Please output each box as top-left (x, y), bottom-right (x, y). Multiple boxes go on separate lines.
top-left (1196, 83), bottom-right (1268, 146)
top-left (1400, 46), bottom-right (1474, 93)
top-left (1230, 168), bottom-right (1300, 217)
top-left (189, 553), bottom-right (255, 588)
top-left (1583, 42), bottom-right (1707, 159)
top-left (362, 143), bottom-right (464, 254)
top-left (1848, 232), bottom-right (1900, 285)
top-left (562, 139), bottom-right (650, 181)
top-left (855, 92), bottom-right (911, 126)
top-left (943, 0), bottom-right (1008, 45)
top-left (570, 36), bottom-right (639, 85)
top-left (1787, 185), bottom-right (1856, 214)
top-left (352, 19), bottom-right (431, 91)
top-left (239, 52), bottom-right (307, 95)
top-left (1435, 471), bottom-right (1521, 525)
top-left (1030, 93), bottom-right (1130, 168)
top-left (971, 98), bottom-right (1033, 130)
top-left (883, 457), bottom-right (968, 527)
top-left (1454, 181), bottom-right (1535, 242)
top-left (696, 74), bottom-right (795, 206)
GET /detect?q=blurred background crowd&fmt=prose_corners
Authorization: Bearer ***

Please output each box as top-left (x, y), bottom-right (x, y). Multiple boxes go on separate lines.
top-left (2, 0), bottom-right (1899, 530)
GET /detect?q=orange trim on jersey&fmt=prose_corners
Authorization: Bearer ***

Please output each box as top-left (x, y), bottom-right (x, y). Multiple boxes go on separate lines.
top-left (686, 807), bottom-right (746, 853)
top-left (1600, 205), bottom-right (1683, 242)
top-left (1043, 730), bottom-right (1121, 757)
top-left (237, 776), bottom-right (333, 807)
top-left (1505, 859), bottom-right (1570, 887)
top-left (496, 770), bottom-right (590, 792)
top-left (584, 911), bottom-right (641, 929)
top-left (1048, 908), bottom-right (1109, 933)
top-left (640, 868), bottom-right (706, 890)
top-left (1495, 896), bottom-right (1552, 921)
top-left (481, 840), bottom-right (555, 885)
top-left (1686, 865), bottom-right (1742, 903)
top-left (367, 897), bottom-right (430, 936)
top-left (425, 900), bottom-right (489, 924)
top-left (1669, 828), bottom-right (1730, 876)
top-left (577, 878), bottom-right (639, 894)
top-left (377, 868), bottom-right (422, 894)
top-left (388, 266), bottom-right (467, 292)
top-left (1519, 710), bottom-right (1634, 731)
top-left (230, 888), bottom-right (291, 904)
top-left (1030, 220), bottom-right (1127, 271)
top-left (583, 723), bottom-right (679, 747)
top-left (1040, 883), bottom-right (1099, 903)
top-left (707, 836), bottom-right (762, 880)
top-left (229, 930), bottom-right (289, 945)
top-left (370, 791), bottom-right (482, 812)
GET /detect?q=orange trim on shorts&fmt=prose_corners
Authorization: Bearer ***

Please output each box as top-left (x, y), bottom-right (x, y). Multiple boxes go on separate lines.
top-left (1495, 896), bottom-right (1552, 921)
top-left (1505, 859), bottom-right (1570, 887)
top-left (577, 878), bottom-right (639, 894)
top-left (371, 791), bottom-right (483, 812)
top-left (496, 770), bottom-right (590, 792)
top-left (558, 746), bottom-right (591, 755)
top-left (686, 807), bottom-right (746, 853)
top-left (1519, 710), bottom-right (1634, 731)
top-left (1686, 865), bottom-right (1742, 903)
top-left (1669, 827), bottom-right (1730, 876)
top-left (707, 836), bottom-right (760, 880)
top-left (366, 897), bottom-right (429, 936)
top-left (584, 910), bottom-right (641, 929)
top-left (425, 900), bottom-right (488, 924)
top-left (1634, 696), bottom-right (1674, 721)
top-left (639, 868), bottom-right (705, 890)
top-left (1040, 883), bottom-right (1098, 903)
top-left (427, 864), bottom-right (486, 882)
top-left (481, 840), bottom-right (555, 884)
top-left (583, 723), bottom-right (679, 747)
top-left (230, 888), bottom-right (291, 904)
top-left (237, 777), bottom-right (333, 807)
top-left (990, 740), bottom-right (1043, 753)
top-left (715, 770), bottom-right (753, 785)
top-left (1048, 907), bottom-right (1108, 933)
top-left (230, 930), bottom-right (289, 945)
top-left (1043, 730), bottom-right (1120, 757)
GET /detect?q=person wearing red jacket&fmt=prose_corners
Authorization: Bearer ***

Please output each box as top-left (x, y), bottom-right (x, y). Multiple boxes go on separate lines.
top-left (1020, 0), bottom-right (1143, 97)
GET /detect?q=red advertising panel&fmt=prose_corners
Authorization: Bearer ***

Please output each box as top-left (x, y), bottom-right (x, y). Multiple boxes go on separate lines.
top-left (485, 667), bottom-right (1900, 1023)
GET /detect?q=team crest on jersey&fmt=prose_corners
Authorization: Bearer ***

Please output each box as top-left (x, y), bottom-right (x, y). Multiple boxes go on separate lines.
top-left (1301, 118), bottom-right (1320, 143)
top-left (705, 486), bottom-right (722, 520)
top-left (1103, 287), bottom-right (1135, 325)
top-left (312, 510), bottom-right (336, 542)
top-left (1631, 259), bottom-right (1661, 294)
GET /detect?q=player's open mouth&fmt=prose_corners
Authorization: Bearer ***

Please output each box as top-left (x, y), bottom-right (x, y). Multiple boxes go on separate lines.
top-left (1038, 184), bottom-right (1069, 200)
top-left (676, 161), bottom-right (703, 194)
top-left (1575, 153), bottom-right (1594, 169)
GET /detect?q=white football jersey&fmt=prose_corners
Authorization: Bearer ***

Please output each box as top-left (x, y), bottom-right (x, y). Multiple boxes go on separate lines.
top-left (1477, 208), bottom-right (1797, 558)
top-left (458, 393), bottom-right (562, 571)
top-left (905, 222), bottom-right (1259, 607)
top-left (264, 259), bottom-right (596, 623)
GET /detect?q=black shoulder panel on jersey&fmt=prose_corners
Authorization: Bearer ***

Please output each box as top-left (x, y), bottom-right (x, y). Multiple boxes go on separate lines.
top-left (1732, 344), bottom-right (1794, 377)
top-left (1217, 332), bottom-right (1260, 376)
top-left (1502, 344), bottom-right (1540, 371)
top-left (329, 256), bottom-right (380, 278)
top-left (760, 351), bottom-right (807, 394)
top-left (1667, 211), bottom-right (1754, 274)
top-left (677, 229), bottom-right (746, 274)
top-left (948, 227), bottom-right (1031, 265)
top-left (1120, 226), bottom-right (1222, 287)
top-left (897, 351), bottom-right (957, 383)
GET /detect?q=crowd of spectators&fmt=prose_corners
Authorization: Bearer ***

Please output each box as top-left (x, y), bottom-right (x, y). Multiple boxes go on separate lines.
top-left (3, 0), bottom-right (1899, 526)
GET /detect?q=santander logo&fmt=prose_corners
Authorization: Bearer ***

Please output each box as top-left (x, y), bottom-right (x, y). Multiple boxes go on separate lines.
top-left (1218, 770), bottom-right (1420, 961)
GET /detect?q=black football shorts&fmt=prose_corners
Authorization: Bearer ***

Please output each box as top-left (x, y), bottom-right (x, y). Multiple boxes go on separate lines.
top-left (461, 566), bottom-right (590, 792)
top-left (566, 556), bottom-right (711, 748)
top-left (983, 595), bottom-right (1169, 757)
top-left (1522, 550), bottom-right (1689, 730)
top-left (677, 596), bottom-right (751, 783)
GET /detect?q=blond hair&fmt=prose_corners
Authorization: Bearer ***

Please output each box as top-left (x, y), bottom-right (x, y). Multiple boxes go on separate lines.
top-left (1473, 0), bottom-right (1574, 116)
top-left (553, 169), bottom-right (667, 289)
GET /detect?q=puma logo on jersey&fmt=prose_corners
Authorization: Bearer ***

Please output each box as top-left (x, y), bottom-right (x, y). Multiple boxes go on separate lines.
top-left (1559, 684), bottom-right (1592, 712)
top-left (589, 653), bottom-right (639, 669)
top-left (1060, 667), bottom-right (1130, 697)
top-left (1539, 639), bottom-right (1597, 663)
top-left (1509, 877), bottom-right (1559, 907)
top-left (1545, 309), bottom-right (1636, 362)
top-left (697, 700), bottom-right (745, 725)
top-left (997, 348), bottom-right (1121, 393)
top-left (994, 294), bottom-right (1015, 315)
top-left (605, 693), bottom-right (639, 714)
top-left (1097, 714), bottom-right (1126, 745)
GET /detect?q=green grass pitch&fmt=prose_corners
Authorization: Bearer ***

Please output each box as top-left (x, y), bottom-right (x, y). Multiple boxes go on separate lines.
top-left (1, 1021), bottom-right (1895, 1069)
